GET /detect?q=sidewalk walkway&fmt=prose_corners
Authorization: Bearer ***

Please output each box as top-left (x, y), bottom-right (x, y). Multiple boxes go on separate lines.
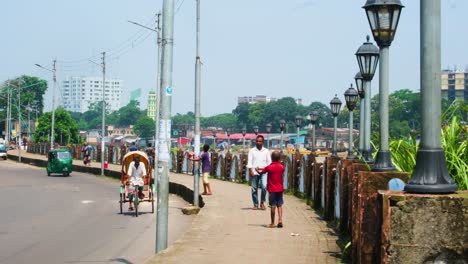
top-left (7, 150), bottom-right (341, 264)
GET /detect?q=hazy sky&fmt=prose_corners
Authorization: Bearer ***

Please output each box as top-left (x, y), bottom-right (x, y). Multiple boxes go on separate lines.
top-left (2, 0), bottom-right (467, 116)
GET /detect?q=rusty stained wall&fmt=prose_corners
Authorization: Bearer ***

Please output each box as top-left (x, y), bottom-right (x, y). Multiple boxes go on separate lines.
top-left (380, 191), bottom-right (468, 264)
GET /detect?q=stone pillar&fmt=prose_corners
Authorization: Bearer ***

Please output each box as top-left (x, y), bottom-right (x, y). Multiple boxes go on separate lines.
top-left (351, 171), bottom-right (410, 264)
top-left (379, 190), bottom-right (468, 264)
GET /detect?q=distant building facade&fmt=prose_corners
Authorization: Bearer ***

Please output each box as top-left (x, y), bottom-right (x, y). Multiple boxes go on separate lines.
top-left (441, 69), bottom-right (468, 104)
top-left (62, 76), bottom-right (123, 113)
top-left (147, 90), bottom-right (157, 120)
top-left (237, 95), bottom-right (277, 104)
top-left (237, 95), bottom-right (303, 105)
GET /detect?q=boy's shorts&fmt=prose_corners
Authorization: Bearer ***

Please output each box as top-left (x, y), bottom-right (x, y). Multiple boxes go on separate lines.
top-left (268, 192), bottom-right (284, 207)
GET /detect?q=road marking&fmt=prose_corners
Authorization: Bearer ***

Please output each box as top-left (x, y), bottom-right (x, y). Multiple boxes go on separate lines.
top-left (81, 200), bottom-right (95, 204)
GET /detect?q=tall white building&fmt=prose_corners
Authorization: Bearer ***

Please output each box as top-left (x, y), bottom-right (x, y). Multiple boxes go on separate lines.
top-left (61, 76), bottom-right (124, 113)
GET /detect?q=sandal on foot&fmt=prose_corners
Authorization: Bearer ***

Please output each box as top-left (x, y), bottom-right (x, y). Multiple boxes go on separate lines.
top-left (268, 224), bottom-right (276, 228)
top-left (128, 207), bottom-right (134, 211)
top-left (277, 223), bottom-right (283, 228)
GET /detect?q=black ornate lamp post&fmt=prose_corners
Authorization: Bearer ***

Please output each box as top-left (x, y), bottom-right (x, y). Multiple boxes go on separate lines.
top-left (241, 126), bottom-right (247, 153)
top-left (355, 72), bottom-right (365, 158)
top-left (355, 36), bottom-right (379, 163)
top-left (226, 128), bottom-right (231, 151)
top-left (363, 0), bottom-right (404, 171)
top-left (212, 129), bottom-right (217, 148)
top-left (279, 120), bottom-right (285, 151)
top-left (344, 84), bottom-right (359, 160)
top-left (309, 111), bottom-right (319, 152)
top-left (405, 0), bottom-right (457, 193)
top-left (330, 95), bottom-right (342, 157)
top-left (253, 125), bottom-right (259, 136)
top-left (265, 123), bottom-right (272, 149)
top-left (294, 115), bottom-right (302, 151)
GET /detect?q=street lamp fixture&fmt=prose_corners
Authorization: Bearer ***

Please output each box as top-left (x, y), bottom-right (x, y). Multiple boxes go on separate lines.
top-left (226, 128), bottom-right (231, 151)
top-left (253, 125), bottom-right (259, 136)
top-left (241, 126), bottom-right (247, 153)
top-left (363, 0), bottom-right (404, 48)
top-left (330, 95), bottom-right (342, 157)
top-left (309, 111), bottom-right (319, 151)
top-left (294, 115), bottom-right (302, 151)
top-left (356, 36), bottom-right (380, 164)
top-left (212, 129), bottom-right (217, 147)
top-left (363, 0), bottom-right (403, 171)
top-left (344, 84), bottom-right (359, 160)
top-left (265, 123), bottom-right (272, 149)
top-left (355, 72), bottom-right (364, 98)
top-left (279, 120), bottom-right (285, 151)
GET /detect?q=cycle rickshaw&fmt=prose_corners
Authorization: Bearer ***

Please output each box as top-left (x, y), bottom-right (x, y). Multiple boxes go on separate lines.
top-left (119, 151), bottom-right (155, 216)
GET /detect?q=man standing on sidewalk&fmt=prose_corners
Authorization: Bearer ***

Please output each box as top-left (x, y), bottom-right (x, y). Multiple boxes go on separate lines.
top-left (247, 135), bottom-right (271, 210)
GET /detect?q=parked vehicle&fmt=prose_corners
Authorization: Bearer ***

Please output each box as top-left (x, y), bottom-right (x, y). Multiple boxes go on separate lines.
top-left (47, 149), bottom-right (73, 176)
top-left (0, 144), bottom-right (7, 160)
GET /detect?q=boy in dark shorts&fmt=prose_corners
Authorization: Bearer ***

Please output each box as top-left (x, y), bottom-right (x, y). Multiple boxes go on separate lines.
top-left (256, 150), bottom-right (285, 228)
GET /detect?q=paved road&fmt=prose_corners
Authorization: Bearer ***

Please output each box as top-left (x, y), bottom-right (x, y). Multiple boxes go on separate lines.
top-left (0, 160), bottom-right (194, 264)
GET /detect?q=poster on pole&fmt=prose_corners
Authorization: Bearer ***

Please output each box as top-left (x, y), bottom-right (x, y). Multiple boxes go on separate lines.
top-left (158, 119), bottom-right (171, 162)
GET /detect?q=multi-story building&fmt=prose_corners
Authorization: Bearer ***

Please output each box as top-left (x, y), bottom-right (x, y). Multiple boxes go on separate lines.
top-left (237, 95), bottom-right (277, 104)
top-left (147, 90), bottom-right (157, 120)
top-left (61, 76), bottom-right (123, 113)
top-left (441, 69), bottom-right (468, 104)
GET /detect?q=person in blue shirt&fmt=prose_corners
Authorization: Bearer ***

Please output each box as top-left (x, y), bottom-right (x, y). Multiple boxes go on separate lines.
top-left (129, 142), bottom-right (138, 152)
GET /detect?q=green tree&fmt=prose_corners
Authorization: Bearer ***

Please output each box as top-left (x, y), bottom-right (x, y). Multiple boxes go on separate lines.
top-left (0, 76), bottom-right (47, 128)
top-left (134, 116), bottom-right (155, 140)
top-left (116, 100), bottom-right (143, 127)
top-left (33, 107), bottom-right (80, 144)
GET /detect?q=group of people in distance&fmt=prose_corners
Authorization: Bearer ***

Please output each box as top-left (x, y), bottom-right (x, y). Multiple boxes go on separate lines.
top-left (192, 135), bottom-right (285, 228)
top-left (121, 136), bottom-right (285, 227)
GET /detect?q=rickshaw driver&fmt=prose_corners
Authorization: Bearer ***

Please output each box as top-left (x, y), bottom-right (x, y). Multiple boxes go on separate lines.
top-left (126, 157), bottom-right (147, 211)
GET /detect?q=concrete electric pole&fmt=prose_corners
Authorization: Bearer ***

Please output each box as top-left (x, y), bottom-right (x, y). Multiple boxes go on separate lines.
top-left (156, 0), bottom-right (175, 253)
top-left (193, 0), bottom-right (201, 208)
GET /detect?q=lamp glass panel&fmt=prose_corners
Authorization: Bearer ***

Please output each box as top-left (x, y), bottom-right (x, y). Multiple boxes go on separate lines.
top-left (367, 10), bottom-right (377, 31)
top-left (378, 7), bottom-right (391, 29)
top-left (391, 8), bottom-right (400, 31)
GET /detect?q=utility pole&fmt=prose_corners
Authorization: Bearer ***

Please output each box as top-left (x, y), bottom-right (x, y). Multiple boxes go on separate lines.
top-left (17, 83), bottom-right (21, 162)
top-left (101, 52), bottom-right (106, 176)
top-left (154, 11), bottom-right (162, 186)
top-left (156, 0), bottom-right (175, 253)
top-left (51, 60), bottom-right (57, 149)
top-left (34, 61), bottom-right (56, 149)
top-left (5, 81), bottom-right (10, 145)
top-left (193, 0), bottom-right (201, 207)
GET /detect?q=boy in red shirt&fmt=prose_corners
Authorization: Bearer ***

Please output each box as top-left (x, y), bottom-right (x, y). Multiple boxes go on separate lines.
top-left (257, 150), bottom-right (285, 228)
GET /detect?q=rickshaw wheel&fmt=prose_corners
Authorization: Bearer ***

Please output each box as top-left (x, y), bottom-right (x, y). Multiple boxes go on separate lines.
top-left (119, 193), bottom-right (123, 214)
top-left (150, 192), bottom-right (155, 213)
top-left (134, 196), bottom-right (139, 217)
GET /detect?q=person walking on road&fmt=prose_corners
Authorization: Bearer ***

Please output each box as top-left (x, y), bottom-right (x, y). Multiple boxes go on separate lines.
top-left (247, 135), bottom-right (271, 210)
top-left (257, 150), bottom-right (285, 228)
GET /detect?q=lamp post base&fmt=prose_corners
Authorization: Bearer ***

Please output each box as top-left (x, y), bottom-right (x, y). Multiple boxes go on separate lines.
top-left (360, 150), bottom-right (374, 164)
top-left (372, 150), bottom-right (395, 171)
top-left (331, 150), bottom-right (339, 158)
top-left (404, 148), bottom-right (458, 194)
top-left (347, 151), bottom-right (357, 160)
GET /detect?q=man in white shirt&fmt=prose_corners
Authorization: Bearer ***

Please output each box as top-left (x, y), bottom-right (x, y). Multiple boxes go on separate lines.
top-left (247, 135), bottom-right (271, 210)
top-left (126, 157), bottom-right (147, 211)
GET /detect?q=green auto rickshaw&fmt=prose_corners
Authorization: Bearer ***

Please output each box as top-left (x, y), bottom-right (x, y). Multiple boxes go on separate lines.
top-left (47, 149), bottom-right (73, 176)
